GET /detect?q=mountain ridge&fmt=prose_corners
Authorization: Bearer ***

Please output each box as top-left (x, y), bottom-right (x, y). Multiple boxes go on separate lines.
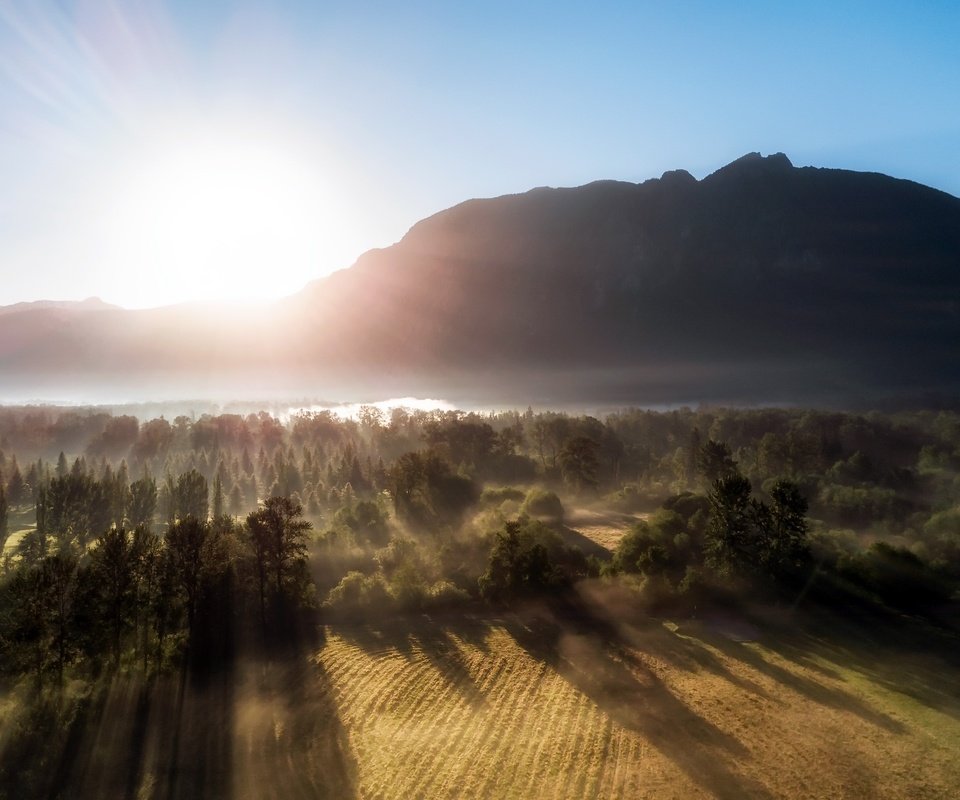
top-left (1, 153), bottom-right (958, 408)
top-left (0, 296), bottom-right (120, 316)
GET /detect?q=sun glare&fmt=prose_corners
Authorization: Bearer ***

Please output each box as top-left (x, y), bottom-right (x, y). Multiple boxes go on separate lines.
top-left (103, 127), bottom-right (355, 307)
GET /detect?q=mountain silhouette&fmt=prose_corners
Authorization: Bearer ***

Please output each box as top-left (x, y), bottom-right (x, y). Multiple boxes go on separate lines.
top-left (1, 153), bottom-right (958, 408)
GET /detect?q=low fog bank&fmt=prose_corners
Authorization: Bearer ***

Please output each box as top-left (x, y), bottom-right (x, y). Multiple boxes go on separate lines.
top-left (2, 358), bottom-right (957, 414)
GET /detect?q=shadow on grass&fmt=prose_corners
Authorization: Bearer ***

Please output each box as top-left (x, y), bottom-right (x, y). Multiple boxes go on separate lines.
top-left (558, 525), bottom-right (612, 559)
top-left (502, 599), bottom-right (776, 800)
top-left (620, 619), bottom-right (776, 701)
top-left (681, 594), bottom-right (960, 726)
top-left (685, 626), bottom-right (906, 734)
top-left (332, 612), bottom-right (491, 709)
top-left (759, 609), bottom-right (960, 723)
top-left (1, 629), bottom-right (358, 800)
top-left (579, 579), bottom-right (916, 734)
top-left (231, 647), bottom-right (358, 800)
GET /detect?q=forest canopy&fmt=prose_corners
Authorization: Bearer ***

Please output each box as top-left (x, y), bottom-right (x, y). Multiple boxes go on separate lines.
top-left (0, 403), bottom-right (957, 688)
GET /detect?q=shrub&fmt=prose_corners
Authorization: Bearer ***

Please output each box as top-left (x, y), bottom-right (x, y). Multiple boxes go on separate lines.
top-left (520, 488), bottom-right (564, 524)
top-left (480, 487), bottom-right (526, 507)
top-left (324, 571), bottom-right (392, 616)
top-left (426, 580), bottom-right (470, 608)
top-left (479, 517), bottom-right (586, 601)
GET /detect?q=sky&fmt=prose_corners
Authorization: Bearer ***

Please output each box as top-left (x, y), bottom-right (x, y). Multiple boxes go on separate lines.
top-left (0, 0), bottom-right (957, 308)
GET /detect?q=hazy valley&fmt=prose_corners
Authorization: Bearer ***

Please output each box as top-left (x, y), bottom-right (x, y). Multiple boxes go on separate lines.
top-left (2, 153), bottom-right (959, 409)
top-left (1, 398), bottom-right (959, 799)
top-left (2, 150), bottom-right (960, 799)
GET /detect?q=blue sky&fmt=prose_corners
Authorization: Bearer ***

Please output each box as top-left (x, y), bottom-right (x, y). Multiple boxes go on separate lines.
top-left (0, 1), bottom-right (957, 307)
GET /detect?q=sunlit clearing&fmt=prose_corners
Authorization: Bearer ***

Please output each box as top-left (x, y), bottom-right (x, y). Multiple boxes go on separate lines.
top-left (104, 130), bottom-right (356, 307)
top-left (288, 397), bottom-right (456, 420)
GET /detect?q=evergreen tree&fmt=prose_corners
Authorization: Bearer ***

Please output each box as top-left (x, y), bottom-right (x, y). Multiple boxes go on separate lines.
top-left (697, 439), bottom-right (739, 486)
top-left (246, 496), bottom-right (312, 632)
top-left (0, 483), bottom-right (7, 551)
top-left (229, 484), bottom-right (244, 517)
top-left (705, 473), bottom-right (754, 575)
top-left (166, 516), bottom-right (214, 642)
top-left (756, 480), bottom-right (810, 577)
top-left (44, 552), bottom-right (78, 686)
top-left (6, 458), bottom-right (24, 506)
top-left (212, 473), bottom-right (224, 519)
top-left (90, 527), bottom-right (135, 667)
top-left (174, 469), bottom-right (208, 520)
top-left (129, 476), bottom-right (158, 528)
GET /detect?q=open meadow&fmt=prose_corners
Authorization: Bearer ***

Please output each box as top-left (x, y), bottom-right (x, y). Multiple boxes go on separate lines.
top-left (2, 404), bottom-right (959, 799)
top-left (3, 598), bottom-right (957, 800)
top-left (2, 2), bottom-right (959, 797)
top-left (316, 602), bottom-right (960, 800)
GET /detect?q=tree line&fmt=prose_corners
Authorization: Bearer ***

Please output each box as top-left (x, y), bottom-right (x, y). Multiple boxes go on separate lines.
top-left (0, 482), bottom-right (313, 692)
top-left (1, 404), bottom-right (957, 690)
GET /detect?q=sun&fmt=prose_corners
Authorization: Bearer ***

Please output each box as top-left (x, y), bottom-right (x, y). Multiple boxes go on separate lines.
top-left (103, 127), bottom-right (355, 307)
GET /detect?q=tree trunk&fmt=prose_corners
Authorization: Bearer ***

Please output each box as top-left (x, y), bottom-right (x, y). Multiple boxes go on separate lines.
top-left (258, 565), bottom-right (267, 636)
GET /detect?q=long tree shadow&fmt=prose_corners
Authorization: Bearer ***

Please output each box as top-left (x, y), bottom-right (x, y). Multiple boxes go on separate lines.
top-left (574, 580), bottom-right (774, 699)
top-left (159, 664), bottom-right (236, 800)
top-left (682, 623), bottom-right (906, 734)
top-left (153, 573), bottom-right (241, 800)
top-left (0, 682), bottom-right (111, 800)
top-left (333, 618), bottom-right (416, 659)
top-left (618, 619), bottom-right (777, 701)
top-left (503, 600), bottom-right (776, 800)
top-left (409, 623), bottom-right (486, 708)
top-left (22, 611), bottom-right (358, 800)
top-left (7, 663), bottom-right (236, 800)
top-left (232, 649), bottom-right (358, 800)
top-left (332, 613), bottom-right (491, 708)
top-left (580, 580), bottom-right (915, 733)
top-left (558, 524), bottom-right (612, 559)
top-left (763, 614), bottom-right (960, 722)
top-left (787, 582), bottom-right (960, 719)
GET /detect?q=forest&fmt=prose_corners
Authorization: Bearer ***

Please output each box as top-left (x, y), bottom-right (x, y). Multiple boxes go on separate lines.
top-left (0, 403), bottom-right (958, 797)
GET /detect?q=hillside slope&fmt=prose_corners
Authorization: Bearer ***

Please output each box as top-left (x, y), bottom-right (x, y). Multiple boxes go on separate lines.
top-left (2, 153), bottom-right (958, 406)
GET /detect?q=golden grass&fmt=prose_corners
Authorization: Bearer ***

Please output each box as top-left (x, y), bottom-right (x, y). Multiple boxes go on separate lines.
top-left (1, 605), bottom-right (956, 799)
top-left (1, 527), bottom-right (32, 556)
top-left (3, 507), bottom-right (35, 555)
top-left (316, 609), bottom-right (960, 800)
top-left (564, 507), bottom-right (643, 553)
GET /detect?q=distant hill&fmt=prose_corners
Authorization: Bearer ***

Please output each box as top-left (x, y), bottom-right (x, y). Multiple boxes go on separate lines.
top-left (1, 153), bottom-right (958, 407)
top-left (0, 297), bottom-right (118, 317)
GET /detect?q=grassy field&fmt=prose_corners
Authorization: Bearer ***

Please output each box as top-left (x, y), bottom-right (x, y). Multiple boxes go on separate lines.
top-left (2, 493), bottom-right (958, 800)
top-left (1, 598), bottom-right (957, 799)
top-left (316, 601), bottom-right (960, 800)
top-left (1, 507), bottom-right (35, 557)
top-left (563, 507), bottom-right (642, 554)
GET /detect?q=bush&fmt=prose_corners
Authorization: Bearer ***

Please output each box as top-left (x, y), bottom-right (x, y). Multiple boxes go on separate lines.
top-left (374, 537), bottom-right (424, 579)
top-left (480, 486), bottom-right (526, 507)
top-left (323, 571), bottom-right (392, 617)
top-left (613, 510), bottom-right (695, 579)
top-left (479, 517), bottom-right (586, 601)
top-left (426, 580), bottom-right (470, 608)
top-left (520, 488), bottom-right (564, 524)
top-left (603, 484), bottom-right (665, 513)
top-left (390, 563), bottom-right (429, 611)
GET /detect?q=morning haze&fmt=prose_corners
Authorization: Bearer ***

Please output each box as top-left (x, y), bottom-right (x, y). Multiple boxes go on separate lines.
top-left (1, 2), bottom-right (958, 799)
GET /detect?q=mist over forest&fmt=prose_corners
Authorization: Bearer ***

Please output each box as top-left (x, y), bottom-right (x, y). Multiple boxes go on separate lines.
top-left (2, 0), bottom-right (959, 794)
top-left (1, 156), bottom-right (959, 800)
top-left (0, 399), bottom-right (958, 798)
